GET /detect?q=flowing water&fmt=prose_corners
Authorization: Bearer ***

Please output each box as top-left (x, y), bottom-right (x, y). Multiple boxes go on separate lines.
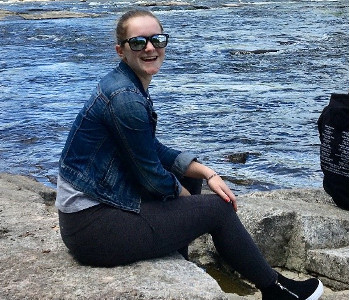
top-left (0, 0), bottom-right (348, 195)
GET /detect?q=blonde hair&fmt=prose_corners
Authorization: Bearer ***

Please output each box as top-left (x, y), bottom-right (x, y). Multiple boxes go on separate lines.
top-left (116, 10), bottom-right (164, 44)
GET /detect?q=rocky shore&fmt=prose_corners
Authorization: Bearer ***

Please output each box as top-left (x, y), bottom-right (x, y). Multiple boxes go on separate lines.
top-left (0, 173), bottom-right (348, 299)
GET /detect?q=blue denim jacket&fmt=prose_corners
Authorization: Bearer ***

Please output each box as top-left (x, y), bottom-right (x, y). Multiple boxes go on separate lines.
top-left (59, 61), bottom-right (196, 213)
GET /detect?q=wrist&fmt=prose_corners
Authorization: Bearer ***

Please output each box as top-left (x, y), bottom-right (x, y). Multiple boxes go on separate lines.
top-left (206, 173), bottom-right (218, 184)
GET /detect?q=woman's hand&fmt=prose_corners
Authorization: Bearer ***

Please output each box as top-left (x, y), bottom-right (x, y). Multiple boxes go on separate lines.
top-left (182, 161), bottom-right (237, 211)
top-left (207, 174), bottom-right (237, 212)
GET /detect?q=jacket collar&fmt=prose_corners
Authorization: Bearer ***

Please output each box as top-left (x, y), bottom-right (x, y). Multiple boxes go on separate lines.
top-left (118, 60), bottom-right (149, 99)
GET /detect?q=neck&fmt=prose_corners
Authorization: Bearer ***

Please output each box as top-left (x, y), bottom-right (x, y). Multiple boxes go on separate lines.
top-left (139, 75), bottom-right (152, 91)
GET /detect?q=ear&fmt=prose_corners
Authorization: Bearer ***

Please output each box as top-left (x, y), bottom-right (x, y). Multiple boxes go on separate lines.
top-left (116, 44), bottom-right (124, 59)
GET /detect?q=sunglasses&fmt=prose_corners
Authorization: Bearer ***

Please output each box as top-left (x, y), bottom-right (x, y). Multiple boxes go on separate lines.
top-left (120, 34), bottom-right (169, 51)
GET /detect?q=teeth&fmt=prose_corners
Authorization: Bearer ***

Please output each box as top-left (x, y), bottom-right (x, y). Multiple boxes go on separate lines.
top-left (143, 57), bottom-right (157, 61)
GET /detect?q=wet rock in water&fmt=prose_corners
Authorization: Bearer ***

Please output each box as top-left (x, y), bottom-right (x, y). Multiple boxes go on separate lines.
top-left (278, 41), bottom-right (296, 45)
top-left (138, 1), bottom-right (191, 7)
top-left (137, 1), bottom-right (209, 9)
top-left (227, 152), bottom-right (249, 164)
top-left (19, 10), bottom-right (99, 20)
top-left (0, 9), bottom-right (99, 21)
top-left (221, 175), bottom-right (255, 186)
top-left (0, 9), bottom-right (16, 20)
top-left (46, 174), bottom-right (58, 186)
top-left (20, 137), bottom-right (39, 144)
top-left (192, 5), bottom-right (210, 9)
top-left (230, 49), bottom-right (279, 55)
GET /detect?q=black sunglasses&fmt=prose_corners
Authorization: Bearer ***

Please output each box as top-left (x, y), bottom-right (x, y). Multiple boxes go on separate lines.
top-left (120, 34), bottom-right (169, 51)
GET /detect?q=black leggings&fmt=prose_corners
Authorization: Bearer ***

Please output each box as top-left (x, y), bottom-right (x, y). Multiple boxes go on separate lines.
top-left (58, 179), bottom-right (277, 289)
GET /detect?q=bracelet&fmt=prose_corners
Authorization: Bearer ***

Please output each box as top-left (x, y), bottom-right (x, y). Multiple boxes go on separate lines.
top-left (206, 173), bottom-right (218, 183)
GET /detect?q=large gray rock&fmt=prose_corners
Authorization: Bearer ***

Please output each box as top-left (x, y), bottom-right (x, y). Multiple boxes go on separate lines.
top-left (0, 173), bottom-right (237, 300)
top-left (0, 173), bottom-right (348, 299)
top-left (306, 247), bottom-right (349, 290)
top-left (191, 188), bottom-right (349, 292)
top-left (239, 189), bottom-right (348, 290)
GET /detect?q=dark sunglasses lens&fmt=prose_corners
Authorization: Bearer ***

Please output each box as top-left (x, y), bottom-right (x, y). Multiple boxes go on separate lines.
top-left (151, 34), bottom-right (168, 48)
top-left (129, 37), bottom-right (147, 51)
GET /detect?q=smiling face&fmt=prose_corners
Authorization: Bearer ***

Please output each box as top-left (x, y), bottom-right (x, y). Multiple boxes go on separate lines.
top-left (116, 15), bottom-right (165, 90)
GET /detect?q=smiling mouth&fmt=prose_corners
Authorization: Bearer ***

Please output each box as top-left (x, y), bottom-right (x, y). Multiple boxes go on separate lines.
top-left (142, 56), bottom-right (157, 62)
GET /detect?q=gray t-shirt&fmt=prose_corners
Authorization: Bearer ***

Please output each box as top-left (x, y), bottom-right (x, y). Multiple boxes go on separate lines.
top-left (55, 175), bottom-right (100, 213)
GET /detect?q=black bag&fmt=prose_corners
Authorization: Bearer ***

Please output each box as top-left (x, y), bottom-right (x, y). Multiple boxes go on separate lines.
top-left (317, 93), bottom-right (349, 210)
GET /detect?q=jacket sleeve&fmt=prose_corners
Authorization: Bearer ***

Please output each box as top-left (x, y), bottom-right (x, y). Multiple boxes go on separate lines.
top-left (154, 138), bottom-right (197, 178)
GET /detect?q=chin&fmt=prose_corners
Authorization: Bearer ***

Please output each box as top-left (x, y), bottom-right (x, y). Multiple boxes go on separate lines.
top-left (146, 68), bottom-right (161, 75)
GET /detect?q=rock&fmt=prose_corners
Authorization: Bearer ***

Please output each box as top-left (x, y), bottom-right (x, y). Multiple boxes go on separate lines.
top-left (136, 1), bottom-right (209, 9)
top-left (137, 1), bottom-right (191, 6)
top-left (230, 49), bottom-right (279, 55)
top-left (0, 172), bottom-right (56, 203)
top-left (242, 189), bottom-right (349, 290)
top-left (221, 176), bottom-right (256, 186)
top-left (191, 188), bottom-right (349, 292)
top-left (306, 247), bottom-right (349, 290)
top-left (19, 10), bottom-right (99, 20)
top-left (0, 173), bottom-right (348, 299)
top-left (0, 9), bottom-right (98, 21)
top-left (0, 173), bottom-right (239, 300)
top-left (0, 10), bottom-right (15, 20)
top-left (227, 152), bottom-right (249, 164)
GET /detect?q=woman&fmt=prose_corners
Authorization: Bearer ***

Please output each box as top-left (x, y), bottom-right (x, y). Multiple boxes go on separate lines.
top-left (56, 9), bottom-right (323, 300)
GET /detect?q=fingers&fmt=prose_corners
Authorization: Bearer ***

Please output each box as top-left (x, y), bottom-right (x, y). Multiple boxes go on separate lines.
top-left (222, 190), bottom-right (238, 212)
top-left (230, 197), bottom-right (238, 212)
top-left (208, 176), bottom-right (238, 211)
top-left (224, 188), bottom-right (237, 212)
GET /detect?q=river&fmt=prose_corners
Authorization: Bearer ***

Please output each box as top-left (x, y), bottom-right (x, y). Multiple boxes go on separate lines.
top-left (0, 0), bottom-right (348, 194)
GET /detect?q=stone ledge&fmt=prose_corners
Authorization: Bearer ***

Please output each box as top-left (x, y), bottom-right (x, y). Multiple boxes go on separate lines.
top-left (0, 173), bottom-right (238, 299)
top-left (0, 9), bottom-right (99, 21)
top-left (0, 173), bottom-right (348, 299)
top-left (306, 247), bottom-right (349, 290)
top-left (193, 188), bottom-right (349, 292)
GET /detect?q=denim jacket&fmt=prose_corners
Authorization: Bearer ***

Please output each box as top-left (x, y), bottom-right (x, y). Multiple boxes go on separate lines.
top-left (59, 61), bottom-right (196, 213)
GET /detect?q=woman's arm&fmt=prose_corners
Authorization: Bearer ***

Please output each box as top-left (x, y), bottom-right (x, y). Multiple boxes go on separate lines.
top-left (108, 93), bottom-right (182, 200)
top-left (181, 161), bottom-right (237, 211)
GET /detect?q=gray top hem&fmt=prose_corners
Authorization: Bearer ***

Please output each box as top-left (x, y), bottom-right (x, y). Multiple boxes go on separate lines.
top-left (55, 175), bottom-right (100, 213)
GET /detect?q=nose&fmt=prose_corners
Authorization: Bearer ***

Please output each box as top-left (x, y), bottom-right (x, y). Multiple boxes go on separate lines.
top-left (144, 39), bottom-right (155, 51)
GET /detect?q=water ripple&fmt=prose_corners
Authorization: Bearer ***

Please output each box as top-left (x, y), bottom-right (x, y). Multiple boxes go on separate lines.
top-left (0, 0), bottom-right (348, 193)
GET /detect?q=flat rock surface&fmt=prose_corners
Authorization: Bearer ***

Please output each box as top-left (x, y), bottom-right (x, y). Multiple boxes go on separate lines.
top-left (0, 9), bottom-right (98, 20)
top-left (0, 173), bottom-right (348, 299)
top-left (0, 173), bottom-right (232, 300)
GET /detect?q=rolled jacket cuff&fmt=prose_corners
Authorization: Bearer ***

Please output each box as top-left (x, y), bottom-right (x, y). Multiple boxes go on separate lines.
top-left (171, 151), bottom-right (198, 179)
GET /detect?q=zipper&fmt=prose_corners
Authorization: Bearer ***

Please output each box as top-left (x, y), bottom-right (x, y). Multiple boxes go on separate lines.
top-left (276, 282), bottom-right (299, 299)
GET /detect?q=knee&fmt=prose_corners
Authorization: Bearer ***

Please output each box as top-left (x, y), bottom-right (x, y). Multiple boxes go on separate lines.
top-left (205, 194), bottom-right (237, 220)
